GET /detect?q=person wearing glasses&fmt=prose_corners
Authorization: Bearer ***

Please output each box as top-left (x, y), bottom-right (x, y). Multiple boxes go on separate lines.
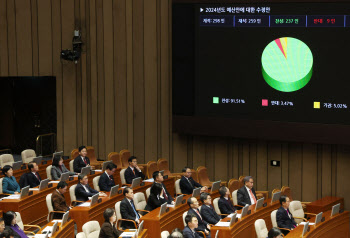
top-left (237, 176), bottom-right (257, 206)
top-left (200, 193), bottom-right (220, 225)
top-left (51, 155), bottom-right (75, 180)
top-left (180, 167), bottom-right (203, 195)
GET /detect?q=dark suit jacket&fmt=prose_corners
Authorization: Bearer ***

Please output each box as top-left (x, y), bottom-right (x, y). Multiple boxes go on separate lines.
top-left (52, 190), bottom-right (69, 219)
top-left (276, 206), bottom-right (297, 234)
top-left (145, 194), bottom-right (167, 211)
top-left (124, 167), bottom-right (145, 184)
top-left (51, 164), bottom-right (75, 180)
top-left (218, 197), bottom-right (236, 216)
top-left (120, 198), bottom-right (139, 229)
top-left (188, 208), bottom-right (209, 234)
top-left (180, 176), bottom-right (202, 195)
top-left (73, 156), bottom-right (91, 173)
top-left (75, 183), bottom-right (98, 202)
top-left (98, 172), bottom-right (116, 192)
top-left (183, 226), bottom-right (200, 238)
top-left (152, 182), bottom-right (173, 204)
top-left (99, 222), bottom-right (122, 238)
top-left (237, 186), bottom-right (257, 206)
top-left (26, 172), bottom-right (41, 188)
top-left (200, 205), bottom-right (221, 225)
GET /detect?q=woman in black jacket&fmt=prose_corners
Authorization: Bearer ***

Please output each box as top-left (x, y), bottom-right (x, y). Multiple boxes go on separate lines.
top-left (99, 208), bottom-right (122, 238)
top-left (145, 183), bottom-right (167, 211)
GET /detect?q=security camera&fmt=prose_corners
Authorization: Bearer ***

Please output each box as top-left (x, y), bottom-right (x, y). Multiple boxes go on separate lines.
top-left (60, 30), bottom-right (83, 64)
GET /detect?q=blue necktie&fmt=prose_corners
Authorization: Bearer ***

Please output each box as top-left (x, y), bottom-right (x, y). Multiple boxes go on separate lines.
top-left (130, 200), bottom-right (140, 219)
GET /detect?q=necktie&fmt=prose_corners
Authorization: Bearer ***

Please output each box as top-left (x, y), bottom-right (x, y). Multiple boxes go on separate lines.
top-left (187, 178), bottom-right (193, 187)
top-left (286, 210), bottom-right (296, 228)
top-left (130, 200), bottom-right (140, 219)
top-left (249, 189), bottom-right (257, 204)
top-left (35, 173), bottom-right (40, 181)
top-left (83, 158), bottom-right (87, 165)
top-left (195, 209), bottom-right (202, 220)
top-left (109, 175), bottom-right (113, 181)
top-left (133, 169), bottom-right (136, 175)
top-left (162, 187), bottom-right (168, 200)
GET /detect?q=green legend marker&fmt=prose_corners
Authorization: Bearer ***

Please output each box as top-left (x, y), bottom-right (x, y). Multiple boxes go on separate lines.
top-left (261, 37), bottom-right (313, 92)
top-left (213, 97), bottom-right (219, 104)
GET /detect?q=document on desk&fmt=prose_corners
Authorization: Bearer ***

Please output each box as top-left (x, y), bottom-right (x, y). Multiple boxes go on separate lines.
top-left (94, 170), bottom-right (102, 172)
top-left (228, 213), bottom-right (241, 219)
top-left (49, 181), bottom-right (60, 184)
top-left (215, 222), bottom-right (230, 227)
top-left (300, 222), bottom-right (315, 226)
top-left (34, 234), bottom-right (48, 238)
top-left (77, 202), bottom-right (91, 207)
top-left (3, 194), bottom-right (21, 199)
top-left (120, 232), bottom-right (136, 237)
top-left (167, 204), bottom-right (175, 207)
top-left (51, 219), bottom-right (62, 223)
top-left (29, 188), bottom-right (40, 191)
top-left (143, 178), bottom-right (154, 182)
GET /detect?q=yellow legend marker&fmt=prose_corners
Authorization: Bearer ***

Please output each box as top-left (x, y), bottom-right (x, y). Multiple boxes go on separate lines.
top-left (314, 102), bottom-right (320, 109)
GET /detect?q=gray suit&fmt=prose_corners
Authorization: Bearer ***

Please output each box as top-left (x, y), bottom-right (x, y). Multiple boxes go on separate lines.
top-left (51, 164), bottom-right (75, 180)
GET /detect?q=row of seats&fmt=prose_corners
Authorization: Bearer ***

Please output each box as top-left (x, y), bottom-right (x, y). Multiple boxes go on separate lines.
top-left (0, 149), bottom-right (37, 167)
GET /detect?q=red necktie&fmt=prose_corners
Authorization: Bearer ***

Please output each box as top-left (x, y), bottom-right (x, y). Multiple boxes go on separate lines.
top-left (163, 187), bottom-right (168, 200)
top-left (195, 209), bottom-right (202, 220)
top-left (133, 169), bottom-right (135, 175)
top-left (83, 158), bottom-right (87, 165)
top-left (249, 189), bottom-right (257, 204)
top-left (35, 173), bottom-right (40, 181)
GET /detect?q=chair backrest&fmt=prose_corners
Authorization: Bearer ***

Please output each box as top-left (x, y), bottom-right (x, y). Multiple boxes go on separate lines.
top-left (255, 219), bottom-right (268, 238)
top-left (120, 169), bottom-right (126, 184)
top-left (0, 154), bottom-right (15, 167)
top-left (146, 187), bottom-right (151, 199)
top-left (197, 166), bottom-right (212, 186)
top-left (213, 198), bottom-right (221, 214)
top-left (182, 211), bottom-right (188, 227)
top-left (86, 146), bottom-right (98, 164)
top-left (175, 179), bottom-right (182, 194)
top-left (157, 158), bottom-right (172, 176)
top-left (69, 160), bottom-right (74, 172)
top-left (76, 232), bottom-right (87, 238)
top-left (147, 161), bottom-right (158, 178)
top-left (191, 169), bottom-right (199, 182)
top-left (228, 179), bottom-right (240, 195)
top-left (115, 201), bottom-right (122, 220)
top-left (281, 186), bottom-right (293, 201)
top-left (108, 152), bottom-right (122, 168)
top-left (134, 192), bottom-right (147, 210)
top-left (161, 231), bottom-right (170, 238)
top-left (120, 149), bottom-right (131, 168)
top-left (21, 149), bottom-right (36, 163)
top-left (82, 220), bottom-right (100, 238)
top-left (70, 184), bottom-right (77, 202)
top-left (272, 188), bottom-right (281, 194)
top-left (238, 176), bottom-right (245, 188)
top-left (15, 212), bottom-right (24, 230)
top-left (46, 165), bottom-right (52, 180)
top-left (71, 149), bottom-right (79, 160)
top-left (232, 190), bottom-right (239, 206)
top-left (0, 178), bottom-right (3, 193)
top-left (93, 176), bottom-right (100, 191)
top-left (271, 210), bottom-right (278, 228)
top-left (46, 193), bottom-right (53, 221)
top-left (289, 201), bottom-right (304, 224)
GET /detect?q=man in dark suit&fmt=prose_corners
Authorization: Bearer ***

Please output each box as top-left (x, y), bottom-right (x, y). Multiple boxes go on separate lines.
top-left (124, 156), bottom-right (145, 184)
top-left (98, 163), bottom-right (117, 191)
top-left (152, 171), bottom-right (174, 204)
top-left (180, 167), bottom-right (203, 195)
top-left (120, 187), bottom-right (142, 229)
top-left (183, 214), bottom-right (200, 238)
top-left (52, 181), bottom-right (70, 219)
top-left (237, 176), bottom-right (257, 207)
top-left (218, 186), bottom-right (236, 216)
top-left (26, 162), bottom-right (41, 188)
top-left (187, 197), bottom-right (211, 238)
top-left (73, 145), bottom-right (91, 173)
top-left (276, 196), bottom-right (297, 235)
top-left (200, 193), bottom-right (220, 225)
top-left (75, 174), bottom-right (106, 202)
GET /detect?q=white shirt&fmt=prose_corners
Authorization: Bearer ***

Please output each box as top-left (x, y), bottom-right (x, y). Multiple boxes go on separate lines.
top-left (81, 156), bottom-right (88, 164)
top-left (129, 166), bottom-right (141, 173)
top-left (82, 184), bottom-right (90, 193)
top-left (245, 186), bottom-right (256, 205)
top-left (32, 172), bottom-right (40, 181)
top-left (285, 208), bottom-right (291, 219)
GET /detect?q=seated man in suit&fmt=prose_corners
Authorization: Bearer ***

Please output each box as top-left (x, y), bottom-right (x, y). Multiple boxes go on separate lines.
top-left (98, 163), bottom-right (117, 191)
top-left (200, 193), bottom-right (220, 225)
top-left (183, 214), bottom-right (199, 238)
top-left (124, 156), bottom-right (145, 184)
top-left (120, 187), bottom-right (142, 229)
top-left (237, 176), bottom-right (257, 207)
top-left (75, 174), bottom-right (106, 202)
top-left (73, 145), bottom-right (91, 173)
top-left (218, 186), bottom-right (236, 216)
top-left (27, 161), bottom-right (41, 188)
top-left (152, 171), bottom-right (174, 204)
top-left (180, 167), bottom-right (203, 195)
top-left (276, 196), bottom-right (297, 235)
top-left (187, 197), bottom-right (211, 238)
top-left (52, 181), bottom-right (70, 219)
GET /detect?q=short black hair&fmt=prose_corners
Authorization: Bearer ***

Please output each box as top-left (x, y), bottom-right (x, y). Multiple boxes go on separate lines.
top-left (150, 183), bottom-right (163, 196)
top-left (185, 214), bottom-right (196, 226)
top-left (153, 171), bottom-right (161, 180)
top-left (27, 162), bottom-right (36, 171)
top-left (187, 197), bottom-right (195, 207)
top-left (200, 192), bottom-right (210, 203)
top-left (123, 187), bottom-right (132, 196)
top-left (219, 186), bottom-right (227, 197)
top-left (2, 165), bottom-right (13, 176)
top-left (78, 174), bottom-right (86, 181)
top-left (78, 146), bottom-right (86, 152)
top-left (128, 156), bottom-right (137, 163)
top-left (3, 211), bottom-right (16, 226)
top-left (106, 163), bottom-right (117, 170)
top-left (103, 208), bottom-right (115, 222)
top-left (268, 227), bottom-right (282, 238)
top-left (279, 195), bottom-right (288, 205)
top-left (52, 155), bottom-right (63, 167)
top-left (182, 167), bottom-right (190, 173)
top-left (57, 181), bottom-right (68, 189)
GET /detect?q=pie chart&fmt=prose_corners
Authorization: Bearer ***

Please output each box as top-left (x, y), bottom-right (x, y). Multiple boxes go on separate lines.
top-left (261, 37), bottom-right (313, 92)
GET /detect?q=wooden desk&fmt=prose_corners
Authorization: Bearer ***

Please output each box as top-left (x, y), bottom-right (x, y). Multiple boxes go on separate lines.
top-left (140, 190), bottom-right (220, 238)
top-left (0, 172), bottom-right (101, 227)
top-left (211, 199), bottom-right (280, 238)
top-left (69, 177), bottom-right (174, 232)
top-left (119, 229), bottom-right (149, 238)
top-left (306, 196), bottom-right (344, 214)
top-left (36, 220), bottom-right (75, 238)
top-left (286, 210), bottom-right (349, 238)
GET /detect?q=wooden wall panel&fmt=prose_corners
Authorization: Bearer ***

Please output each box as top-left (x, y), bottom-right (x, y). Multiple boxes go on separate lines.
top-left (268, 142), bottom-right (282, 192)
top-left (302, 143), bottom-right (318, 202)
top-left (0, 0), bottom-right (9, 76)
top-left (31, 0), bottom-right (38, 76)
top-left (321, 144), bottom-right (332, 197)
top-left (256, 141), bottom-right (268, 191)
top-left (7, 0), bottom-right (17, 76)
top-left (288, 143), bottom-right (302, 201)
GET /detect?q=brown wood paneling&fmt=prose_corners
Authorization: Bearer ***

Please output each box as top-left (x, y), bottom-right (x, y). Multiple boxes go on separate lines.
top-left (7, 0), bottom-right (17, 76)
top-left (281, 143), bottom-right (289, 187)
top-left (0, 0), bottom-right (9, 76)
top-left (192, 136), bottom-right (206, 170)
top-left (288, 143), bottom-right (302, 201)
top-left (172, 133), bottom-right (187, 173)
top-left (242, 141), bottom-right (250, 176)
top-left (205, 137), bottom-right (215, 180)
top-left (302, 143), bottom-right (318, 202)
top-left (336, 145), bottom-right (350, 211)
top-left (214, 138), bottom-right (228, 181)
top-left (31, 0), bottom-right (38, 76)
top-left (267, 142), bottom-right (282, 192)
top-left (249, 142), bottom-right (257, 182)
top-left (321, 144), bottom-right (332, 197)
top-left (232, 140), bottom-right (239, 179)
top-left (256, 141), bottom-right (268, 191)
